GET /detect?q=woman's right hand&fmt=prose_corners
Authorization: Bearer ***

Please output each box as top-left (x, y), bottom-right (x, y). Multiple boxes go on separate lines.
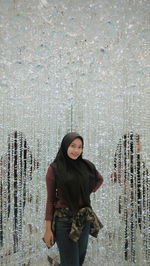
top-left (43, 230), bottom-right (55, 248)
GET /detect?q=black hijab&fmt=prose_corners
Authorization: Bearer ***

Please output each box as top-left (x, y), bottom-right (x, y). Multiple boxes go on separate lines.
top-left (51, 132), bottom-right (98, 213)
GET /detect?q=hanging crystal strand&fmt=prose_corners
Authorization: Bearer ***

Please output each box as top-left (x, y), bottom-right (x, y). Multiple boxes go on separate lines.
top-left (131, 134), bottom-right (136, 263)
top-left (16, 132), bottom-right (20, 252)
top-left (12, 131), bottom-right (19, 254)
top-left (5, 134), bottom-right (10, 255)
top-left (26, 133), bottom-right (33, 256)
top-left (4, 137), bottom-right (9, 260)
top-left (0, 159), bottom-right (3, 252)
top-left (34, 138), bottom-right (40, 252)
top-left (20, 131), bottom-right (27, 255)
top-left (146, 164), bottom-right (150, 263)
top-left (140, 155), bottom-right (144, 259)
top-left (130, 134), bottom-right (135, 262)
top-left (138, 147), bottom-right (143, 261)
top-left (118, 137), bottom-right (124, 262)
top-left (137, 135), bottom-right (144, 262)
top-left (1, 153), bottom-right (8, 257)
top-left (121, 70), bottom-right (128, 260)
top-left (32, 135), bottom-right (39, 254)
top-left (129, 134), bottom-right (133, 262)
top-left (17, 132), bottom-right (24, 252)
top-left (8, 133), bottom-right (15, 255)
top-left (142, 156), bottom-right (150, 263)
top-left (125, 134), bottom-right (130, 261)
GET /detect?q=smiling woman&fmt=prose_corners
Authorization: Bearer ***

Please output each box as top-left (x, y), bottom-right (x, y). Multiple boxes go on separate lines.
top-left (67, 138), bottom-right (83, 160)
top-left (43, 132), bottom-right (104, 266)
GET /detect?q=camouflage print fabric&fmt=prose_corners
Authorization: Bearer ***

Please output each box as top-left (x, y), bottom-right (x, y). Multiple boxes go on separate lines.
top-left (52, 207), bottom-right (103, 242)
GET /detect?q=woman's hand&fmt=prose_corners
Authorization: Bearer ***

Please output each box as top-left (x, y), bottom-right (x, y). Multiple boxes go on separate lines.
top-left (43, 230), bottom-right (55, 248)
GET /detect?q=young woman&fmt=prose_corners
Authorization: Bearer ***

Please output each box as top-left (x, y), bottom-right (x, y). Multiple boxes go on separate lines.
top-left (43, 132), bottom-right (103, 266)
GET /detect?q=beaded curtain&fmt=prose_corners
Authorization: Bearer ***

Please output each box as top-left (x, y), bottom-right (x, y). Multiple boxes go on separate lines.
top-left (0, 0), bottom-right (149, 265)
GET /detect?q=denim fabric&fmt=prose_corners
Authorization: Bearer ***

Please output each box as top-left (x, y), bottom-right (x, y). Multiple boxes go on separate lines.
top-left (55, 217), bottom-right (90, 266)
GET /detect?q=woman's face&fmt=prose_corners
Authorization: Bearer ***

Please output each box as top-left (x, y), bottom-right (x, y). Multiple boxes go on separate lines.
top-left (67, 138), bottom-right (83, 160)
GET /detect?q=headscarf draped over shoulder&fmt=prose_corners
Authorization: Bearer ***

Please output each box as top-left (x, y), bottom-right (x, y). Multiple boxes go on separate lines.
top-left (51, 132), bottom-right (98, 213)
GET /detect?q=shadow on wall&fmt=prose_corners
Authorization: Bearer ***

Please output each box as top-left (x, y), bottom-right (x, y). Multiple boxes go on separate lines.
top-left (111, 132), bottom-right (150, 263)
top-left (0, 131), bottom-right (39, 255)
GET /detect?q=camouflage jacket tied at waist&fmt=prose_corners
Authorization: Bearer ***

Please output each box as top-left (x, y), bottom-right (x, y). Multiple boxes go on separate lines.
top-left (52, 207), bottom-right (103, 242)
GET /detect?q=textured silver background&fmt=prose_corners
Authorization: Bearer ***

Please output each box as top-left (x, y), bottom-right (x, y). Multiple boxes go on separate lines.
top-left (0, 0), bottom-right (149, 265)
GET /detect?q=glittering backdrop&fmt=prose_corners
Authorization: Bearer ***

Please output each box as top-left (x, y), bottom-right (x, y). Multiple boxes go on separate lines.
top-left (0, 0), bottom-right (150, 265)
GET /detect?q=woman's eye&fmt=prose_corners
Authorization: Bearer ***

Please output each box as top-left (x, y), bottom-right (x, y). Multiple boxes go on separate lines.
top-left (70, 144), bottom-right (82, 149)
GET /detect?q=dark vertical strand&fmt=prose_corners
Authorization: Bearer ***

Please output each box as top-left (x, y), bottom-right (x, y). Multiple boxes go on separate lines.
top-left (13, 131), bottom-right (18, 252)
top-left (7, 139), bottom-right (11, 218)
top-left (0, 161), bottom-right (3, 247)
top-left (23, 135), bottom-right (27, 210)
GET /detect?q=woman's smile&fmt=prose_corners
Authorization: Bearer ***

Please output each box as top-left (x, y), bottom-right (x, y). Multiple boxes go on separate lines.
top-left (67, 138), bottom-right (83, 160)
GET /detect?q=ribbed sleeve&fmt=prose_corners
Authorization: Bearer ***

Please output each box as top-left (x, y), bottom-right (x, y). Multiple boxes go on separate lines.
top-left (45, 166), bottom-right (56, 220)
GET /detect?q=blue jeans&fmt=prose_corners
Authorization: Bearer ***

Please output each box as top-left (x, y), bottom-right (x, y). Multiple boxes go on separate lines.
top-left (55, 217), bottom-right (90, 266)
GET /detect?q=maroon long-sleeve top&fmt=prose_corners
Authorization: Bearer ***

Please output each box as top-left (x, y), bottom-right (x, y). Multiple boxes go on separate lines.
top-left (45, 166), bottom-right (104, 221)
